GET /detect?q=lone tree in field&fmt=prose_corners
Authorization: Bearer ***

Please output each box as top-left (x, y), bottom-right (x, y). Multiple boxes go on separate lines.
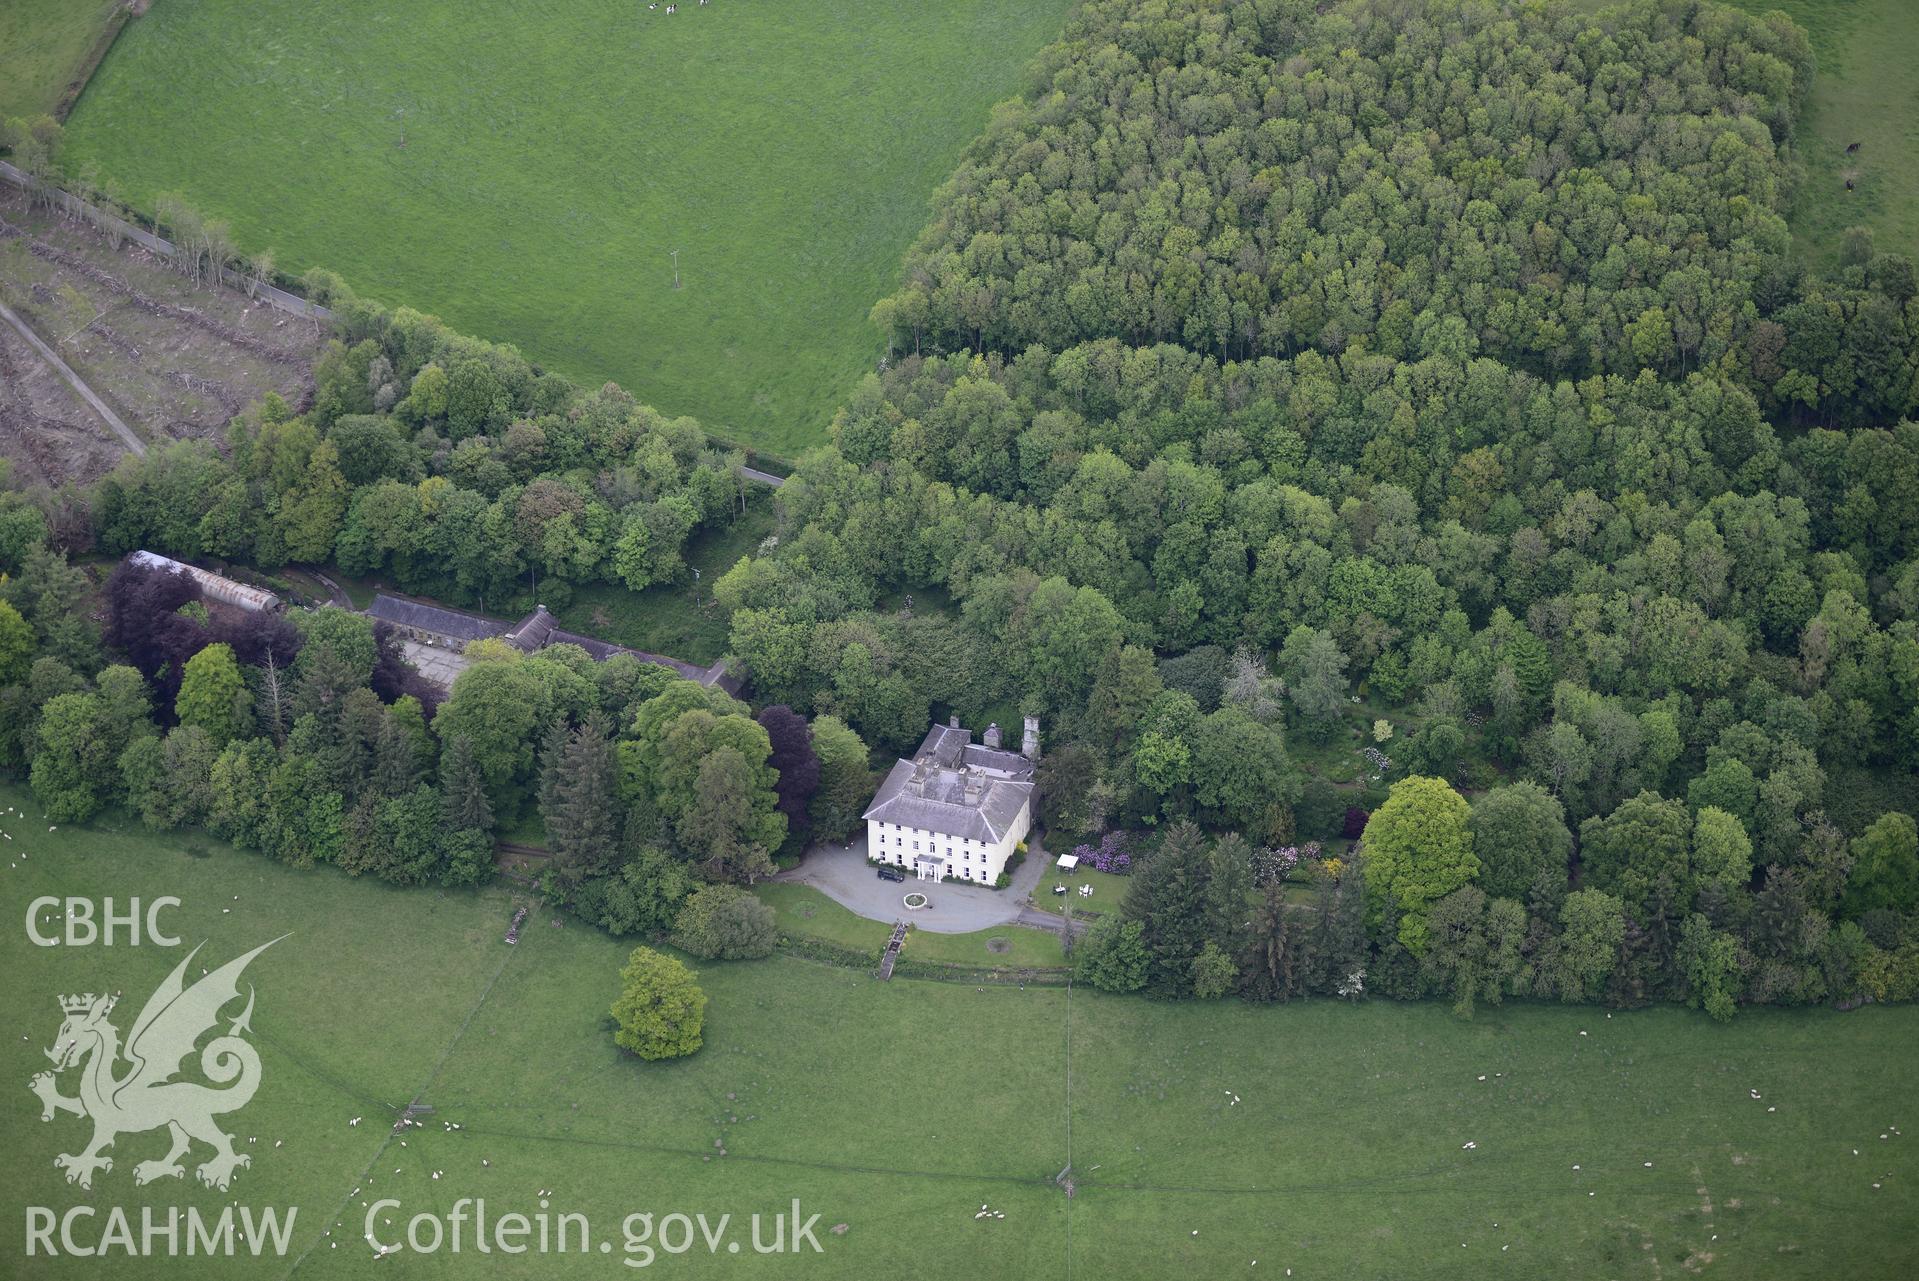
top-left (611, 946), bottom-right (706, 1061)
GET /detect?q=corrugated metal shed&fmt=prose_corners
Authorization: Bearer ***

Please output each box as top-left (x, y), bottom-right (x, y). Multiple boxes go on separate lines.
top-left (128, 551), bottom-right (282, 613)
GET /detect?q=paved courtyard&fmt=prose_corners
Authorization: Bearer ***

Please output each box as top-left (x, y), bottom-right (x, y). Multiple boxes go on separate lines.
top-left (399, 639), bottom-right (472, 691)
top-left (777, 830), bottom-right (1060, 933)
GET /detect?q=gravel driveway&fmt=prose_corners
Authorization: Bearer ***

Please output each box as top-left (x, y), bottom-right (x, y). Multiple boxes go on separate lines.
top-left (777, 830), bottom-right (1055, 934)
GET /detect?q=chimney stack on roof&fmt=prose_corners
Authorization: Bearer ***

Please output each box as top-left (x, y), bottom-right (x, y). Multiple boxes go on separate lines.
top-left (949, 713), bottom-right (961, 729)
top-left (983, 723), bottom-right (1001, 749)
top-left (1022, 716), bottom-right (1041, 761)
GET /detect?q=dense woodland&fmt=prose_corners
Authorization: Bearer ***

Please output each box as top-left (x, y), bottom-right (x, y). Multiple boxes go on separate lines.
top-left (0, 528), bottom-right (855, 957)
top-left (1, 0), bottom-right (1917, 1012)
top-left (874, 0), bottom-right (1912, 428)
top-left (728, 0), bottom-right (1919, 1011)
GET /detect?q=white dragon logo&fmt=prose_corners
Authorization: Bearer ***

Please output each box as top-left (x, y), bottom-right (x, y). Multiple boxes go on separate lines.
top-left (28, 937), bottom-right (283, 1191)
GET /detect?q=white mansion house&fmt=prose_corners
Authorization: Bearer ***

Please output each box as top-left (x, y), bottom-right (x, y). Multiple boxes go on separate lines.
top-left (863, 716), bottom-right (1038, 884)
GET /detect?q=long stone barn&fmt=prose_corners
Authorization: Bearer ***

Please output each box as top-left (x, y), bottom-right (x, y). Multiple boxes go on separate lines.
top-left (365, 594), bottom-right (736, 694)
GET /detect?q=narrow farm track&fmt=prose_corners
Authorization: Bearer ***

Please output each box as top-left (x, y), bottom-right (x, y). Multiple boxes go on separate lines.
top-left (300, 566), bottom-right (355, 609)
top-left (0, 295), bottom-right (144, 456)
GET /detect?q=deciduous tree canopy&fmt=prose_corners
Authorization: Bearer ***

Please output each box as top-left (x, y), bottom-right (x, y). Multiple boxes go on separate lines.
top-left (611, 946), bottom-right (706, 1061)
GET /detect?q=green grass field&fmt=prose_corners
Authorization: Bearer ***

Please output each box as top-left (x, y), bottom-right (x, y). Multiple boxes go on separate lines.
top-left (0, 0), bottom-right (121, 120)
top-left (1716, 0), bottom-right (1919, 263)
top-left (51, 0), bottom-right (1075, 457)
top-left (3, 784), bottom-right (1917, 1277)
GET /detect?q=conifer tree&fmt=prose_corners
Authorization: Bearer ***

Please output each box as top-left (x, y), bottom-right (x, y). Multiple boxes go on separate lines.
top-left (541, 713), bottom-right (620, 880)
top-left (1245, 883), bottom-right (1297, 1001)
top-left (1326, 856), bottom-right (1370, 997)
top-left (536, 717), bottom-right (569, 825)
top-left (1205, 832), bottom-right (1256, 961)
top-left (1122, 820), bottom-right (1212, 996)
top-left (440, 733), bottom-right (494, 835)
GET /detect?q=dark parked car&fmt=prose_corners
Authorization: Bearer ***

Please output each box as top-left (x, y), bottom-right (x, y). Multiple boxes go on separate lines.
top-left (876, 864), bottom-right (906, 882)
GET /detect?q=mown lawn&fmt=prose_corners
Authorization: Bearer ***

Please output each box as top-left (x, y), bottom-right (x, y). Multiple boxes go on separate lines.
top-left (5, 784), bottom-right (1917, 1278)
top-left (0, 0), bottom-right (121, 120)
top-left (56, 0), bottom-right (1077, 457)
top-left (1027, 865), bottom-right (1134, 919)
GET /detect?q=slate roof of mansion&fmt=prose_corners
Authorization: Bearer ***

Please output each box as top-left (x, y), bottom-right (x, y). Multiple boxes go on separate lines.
top-left (862, 723), bottom-right (1035, 844)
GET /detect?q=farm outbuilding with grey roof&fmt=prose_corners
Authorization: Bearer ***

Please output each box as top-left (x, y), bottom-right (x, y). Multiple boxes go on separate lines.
top-left (367, 593), bottom-right (729, 691)
top-left (367, 594), bottom-right (510, 646)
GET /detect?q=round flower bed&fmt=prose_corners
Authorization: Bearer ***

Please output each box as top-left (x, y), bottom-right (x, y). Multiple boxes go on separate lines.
top-left (902, 892), bottom-right (930, 911)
